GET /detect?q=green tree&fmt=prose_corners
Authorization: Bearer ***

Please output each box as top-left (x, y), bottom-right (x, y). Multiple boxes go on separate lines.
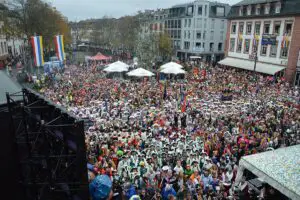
top-left (158, 33), bottom-right (173, 62)
top-left (4, 0), bottom-right (71, 48)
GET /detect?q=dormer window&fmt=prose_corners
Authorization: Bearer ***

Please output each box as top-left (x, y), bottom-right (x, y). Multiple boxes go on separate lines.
top-left (275, 2), bottom-right (281, 14)
top-left (256, 5), bottom-right (261, 15)
top-left (247, 5), bottom-right (251, 15)
top-left (239, 6), bottom-right (243, 16)
top-left (264, 4), bottom-right (270, 14)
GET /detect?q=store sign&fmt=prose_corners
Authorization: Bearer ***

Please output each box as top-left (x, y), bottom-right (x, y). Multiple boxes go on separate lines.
top-left (261, 34), bottom-right (277, 45)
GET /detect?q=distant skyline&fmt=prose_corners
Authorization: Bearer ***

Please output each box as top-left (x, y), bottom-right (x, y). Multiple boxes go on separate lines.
top-left (49, 0), bottom-right (241, 21)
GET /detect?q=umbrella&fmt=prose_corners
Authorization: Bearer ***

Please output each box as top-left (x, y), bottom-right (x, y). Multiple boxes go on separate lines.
top-left (104, 61), bottom-right (129, 72)
top-left (127, 68), bottom-right (154, 77)
top-left (160, 62), bottom-right (183, 69)
top-left (160, 67), bottom-right (186, 74)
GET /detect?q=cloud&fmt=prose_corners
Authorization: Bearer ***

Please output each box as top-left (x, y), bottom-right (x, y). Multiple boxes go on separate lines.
top-left (51, 0), bottom-right (240, 21)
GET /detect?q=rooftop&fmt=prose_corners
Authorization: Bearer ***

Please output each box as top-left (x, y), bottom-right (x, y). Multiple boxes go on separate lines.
top-left (228, 0), bottom-right (300, 19)
top-left (235, 0), bottom-right (279, 6)
top-left (240, 145), bottom-right (300, 200)
top-left (0, 71), bottom-right (22, 104)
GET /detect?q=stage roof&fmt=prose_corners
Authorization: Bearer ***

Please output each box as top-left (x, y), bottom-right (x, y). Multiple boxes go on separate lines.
top-left (0, 71), bottom-right (22, 104)
top-left (239, 145), bottom-right (300, 200)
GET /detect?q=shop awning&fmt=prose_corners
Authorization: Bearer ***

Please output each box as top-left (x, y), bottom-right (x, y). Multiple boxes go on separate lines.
top-left (235, 145), bottom-right (300, 200)
top-left (218, 57), bottom-right (285, 75)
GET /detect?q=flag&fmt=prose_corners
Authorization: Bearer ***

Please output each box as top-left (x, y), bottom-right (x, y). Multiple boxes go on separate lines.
top-left (31, 36), bottom-right (44, 66)
top-left (54, 35), bottom-right (66, 61)
top-left (105, 99), bottom-right (108, 111)
top-left (281, 33), bottom-right (289, 48)
top-left (163, 81), bottom-right (167, 100)
top-left (181, 94), bottom-right (186, 113)
top-left (180, 84), bottom-right (184, 103)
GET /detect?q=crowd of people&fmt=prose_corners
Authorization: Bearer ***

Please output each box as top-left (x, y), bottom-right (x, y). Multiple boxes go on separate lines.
top-left (38, 62), bottom-right (300, 200)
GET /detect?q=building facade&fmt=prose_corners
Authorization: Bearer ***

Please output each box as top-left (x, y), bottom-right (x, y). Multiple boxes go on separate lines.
top-left (165, 0), bottom-right (230, 62)
top-left (222, 0), bottom-right (300, 85)
top-left (0, 2), bottom-right (8, 65)
top-left (138, 9), bottom-right (168, 39)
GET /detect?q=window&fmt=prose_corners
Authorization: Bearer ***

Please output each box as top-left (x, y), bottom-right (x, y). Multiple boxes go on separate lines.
top-left (188, 19), bottom-right (191, 27)
top-left (204, 19), bottom-right (207, 28)
top-left (187, 6), bottom-right (193, 16)
top-left (202, 42), bottom-right (205, 48)
top-left (264, 22), bottom-right (270, 34)
top-left (188, 31), bottom-right (191, 39)
top-left (4, 42), bottom-right (7, 53)
top-left (221, 20), bottom-right (225, 29)
top-left (196, 42), bottom-right (201, 48)
top-left (281, 42), bottom-right (289, 58)
top-left (196, 18), bottom-right (202, 28)
top-left (247, 5), bottom-right (251, 15)
top-left (273, 21), bottom-right (281, 35)
top-left (275, 2), bottom-right (281, 14)
top-left (261, 45), bottom-right (267, 56)
top-left (284, 21), bottom-right (293, 36)
top-left (198, 6), bottom-right (202, 15)
top-left (237, 39), bottom-right (243, 52)
top-left (178, 30), bottom-right (181, 39)
top-left (239, 6), bottom-right (243, 16)
top-left (270, 41), bottom-right (278, 57)
top-left (220, 31), bottom-right (224, 40)
top-left (184, 31), bottom-right (186, 39)
top-left (244, 39), bottom-right (250, 53)
top-left (155, 16), bottom-right (158, 20)
top-left (255, 23), bottom-right (261, 35)
top-left (178, 20), bottom-right (181, 28)
top-left (216, 7), bottom-right (225, 17)
top-left (231, 22), bottom-right (237, 34)
top-left (230, 38), bottom-right (235, 52)
top-left (205, 5), bottom-right (207, 16)
top-left (203, 31), bottom-right (206, 39)
top-left (239, 22), bottom-right (244, 34)
top-left (174, 20), bottom-right (177, 28)
top-left (211, 19), bottom-right (215, 29)
top-left (264, 4), bottom-right (270, 14)
top-left (256, 5), bottom-right (261, 15)
top-left (210, 42), bottom-right (214, 51)
top-left (247, 22), bottom-right (252, 35)
top-left (184, 41), bottom-right (190, 49)
top-left (218, 43), bottom-right (222, 51)
top-left (196, 31), bottom-right (201, 39)
top-left (185, 19), bottom-right (187, 27)
top-left (210, 31), bottom-right (214, 40)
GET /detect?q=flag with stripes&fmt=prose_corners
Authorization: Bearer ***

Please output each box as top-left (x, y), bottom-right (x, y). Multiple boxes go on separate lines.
top-left (31, 36), bottom-right (44, 67)
top-left (54, 35), bottom-right (66, 61)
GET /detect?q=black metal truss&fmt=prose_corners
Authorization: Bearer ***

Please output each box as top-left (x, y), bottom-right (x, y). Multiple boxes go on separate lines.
top-left (6, 88), bottom-right (88, 200)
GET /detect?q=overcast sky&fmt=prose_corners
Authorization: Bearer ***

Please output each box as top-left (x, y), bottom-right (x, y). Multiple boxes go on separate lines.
top-left (49, 0), bottom-right (240, 21)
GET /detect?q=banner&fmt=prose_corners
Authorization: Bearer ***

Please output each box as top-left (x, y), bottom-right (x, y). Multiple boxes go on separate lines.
top-left (261, 34), bottom-right (277, 45)
top-left (54, 35), bottom-right (65, 61)
top-left (31, 36), bottom-right (44, 66)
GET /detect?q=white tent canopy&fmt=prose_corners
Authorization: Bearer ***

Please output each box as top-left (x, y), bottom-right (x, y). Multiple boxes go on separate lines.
top-left (103, 61), bottom-right (129, 72)
top-left (127, 68), bottom-right (155, 77)
top-left (218, 57), bottom-right (285, 75)
top-left (160, 62), bottom-right (183, 70)
top-left (160, 67), bottom-right (186, 74)
top-left (235, 145), bottom-right (300, 200)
